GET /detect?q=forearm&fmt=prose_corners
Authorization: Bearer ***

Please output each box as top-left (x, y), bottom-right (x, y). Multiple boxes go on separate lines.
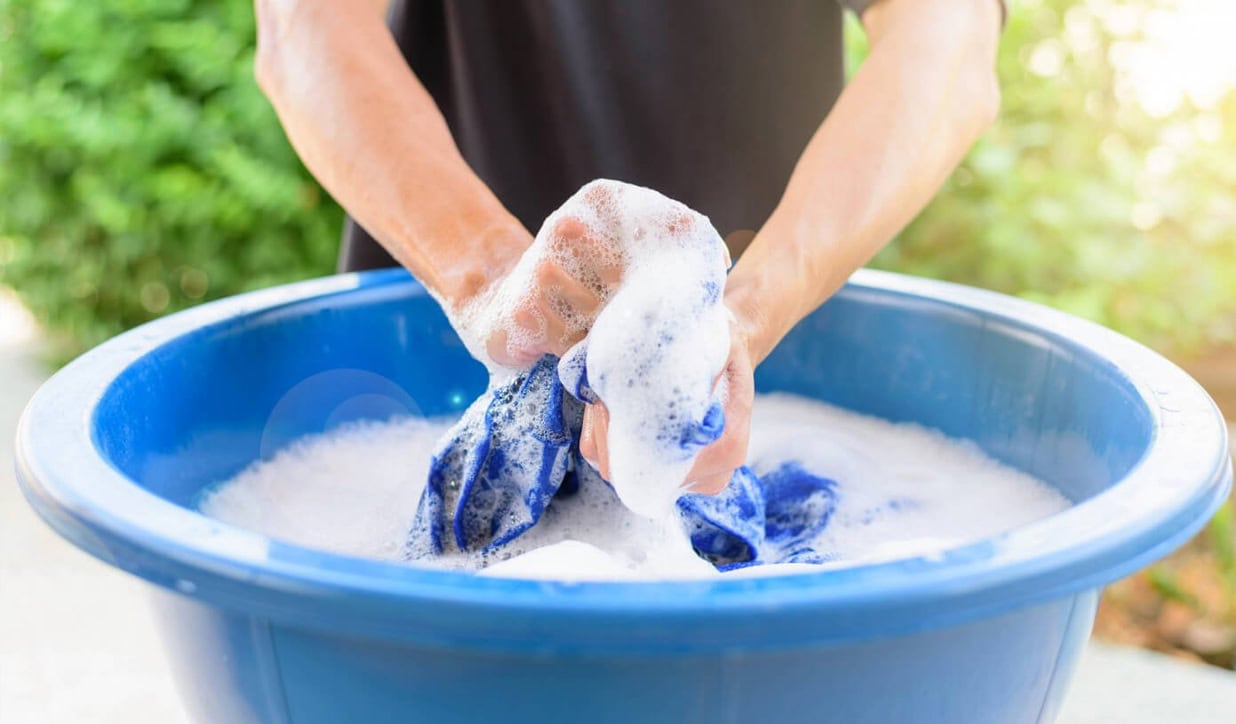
top-left (726, 0), bottom-right (1002, 363)
top-left (254, 0), bottom-right (528, 308)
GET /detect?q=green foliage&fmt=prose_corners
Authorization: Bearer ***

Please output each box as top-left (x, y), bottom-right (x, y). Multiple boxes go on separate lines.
top-left (0, 0), bottom-right (342, 359)
top-left (865, 0), bottom-right (1236, 354)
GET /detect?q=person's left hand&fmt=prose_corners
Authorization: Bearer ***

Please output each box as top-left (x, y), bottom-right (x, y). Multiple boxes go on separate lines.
top-left (579, 317), bottom-right (755, 495)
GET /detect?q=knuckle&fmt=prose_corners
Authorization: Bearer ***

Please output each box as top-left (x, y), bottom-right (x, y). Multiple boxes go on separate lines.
top-left (551, 216), bottom-right (587, 245)
top-left (533, 259), bottom-right (561, 286)
top-left (581, 180), bottom-right (614, 205)
top-left (512, 305), bottom-right (540, 332)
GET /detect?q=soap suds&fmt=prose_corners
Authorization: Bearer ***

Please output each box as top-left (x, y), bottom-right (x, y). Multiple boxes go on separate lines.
top-left (198, 417), bottom-right (445, 561)
top-left (199, 394), bottom-right (1070, 580)
top-left (452, 180), bottom-right (732, 519)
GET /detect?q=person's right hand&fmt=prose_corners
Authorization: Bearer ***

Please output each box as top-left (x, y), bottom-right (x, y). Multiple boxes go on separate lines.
top-left (481, 179), bottom-right (724, 369)
top-left (483, 203), bottom-right (625, 367)
top-left (579, 315), bottom-right (755, 495)
top-left (477, 179), bottom-right (746, 504)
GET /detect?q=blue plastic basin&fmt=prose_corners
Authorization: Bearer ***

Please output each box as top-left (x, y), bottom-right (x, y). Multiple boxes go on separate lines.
top-left (16, 269), bottom-right (1231, 724)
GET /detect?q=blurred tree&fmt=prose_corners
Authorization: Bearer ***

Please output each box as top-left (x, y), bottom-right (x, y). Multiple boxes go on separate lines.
top-left (866, 0), bottom-right (1236, 354)
top-left (0, 0), bottom-right (341, 360)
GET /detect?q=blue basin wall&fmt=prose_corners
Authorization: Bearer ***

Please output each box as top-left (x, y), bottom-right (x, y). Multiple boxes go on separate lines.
top-left (147, 585), bottom-right (1099, 724)
top-left (16, 269), bottom-right (1231, 724)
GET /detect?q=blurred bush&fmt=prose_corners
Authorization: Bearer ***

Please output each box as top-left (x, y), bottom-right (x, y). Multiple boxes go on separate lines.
top-left (0, 0), bottom-right (341, 360)
top-left (1, 0), bottom-right (1233, 359)
top-left (868, 0), bottom-right (1236, 355)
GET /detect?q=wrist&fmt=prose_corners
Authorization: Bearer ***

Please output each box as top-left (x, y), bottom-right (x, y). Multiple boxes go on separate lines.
top-left (723, 211), bottom-right (852, 366)
top-left (411, 171), bottom-right (532, 311)
top-left (723, 270), bottom-right (781, 367)
top-left (436, 213), bottom-right (529, 310)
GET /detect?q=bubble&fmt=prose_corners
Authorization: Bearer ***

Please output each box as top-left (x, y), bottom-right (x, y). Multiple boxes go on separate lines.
top-left (140, 281), bottom-right (170, 314)
top-left (179, 268), bottom-right (209, 299)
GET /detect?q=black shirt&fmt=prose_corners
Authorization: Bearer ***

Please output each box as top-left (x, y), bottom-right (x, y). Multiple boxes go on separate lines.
top-left (340, 0), bottom-right (874, 272)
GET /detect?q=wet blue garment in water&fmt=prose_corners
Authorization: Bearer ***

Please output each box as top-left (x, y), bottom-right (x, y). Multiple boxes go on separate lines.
top-left (410, 357), bottom-right (581, 554)
top-left (676, 462), bottom-right (837, 568)
top-left (408, 354), bottom-right (838, 568)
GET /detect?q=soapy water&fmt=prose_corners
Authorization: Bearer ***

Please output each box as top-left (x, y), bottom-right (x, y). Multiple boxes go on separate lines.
top-left (199, 393), bottom-right (1070, 580)
top-left (452, 181), bottom-right (733, 518)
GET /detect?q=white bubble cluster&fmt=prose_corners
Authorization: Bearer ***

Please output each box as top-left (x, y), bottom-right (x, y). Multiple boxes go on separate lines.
top-left (199, 395), bottom-right (1070, 581)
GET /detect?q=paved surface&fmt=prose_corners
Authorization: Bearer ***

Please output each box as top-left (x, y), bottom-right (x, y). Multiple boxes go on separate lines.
top-left (2, 291), bottom-right (1233, 723)
top-left (1057, 644), bottom-right (1236, 723)
top-left (0, 295), bottom-right (185, 723)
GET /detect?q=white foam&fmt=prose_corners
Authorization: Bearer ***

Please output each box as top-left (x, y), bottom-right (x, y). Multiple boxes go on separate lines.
top-left (584, 242), bottom-right (730, 517)
top-left (481, 541), bottom-right (659, 582)
top-left (746, 393), bottom-right (1070, 565)
top-left (198, 417), bottom-right (448, 561)
top-left (200, 394), bottom-right (1071, 580)
top-left (453, 180), bottom-right (731, 519)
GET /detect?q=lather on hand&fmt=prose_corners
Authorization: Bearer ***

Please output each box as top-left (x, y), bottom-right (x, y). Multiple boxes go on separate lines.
top-left (462, 180), bottom-right (753, 498)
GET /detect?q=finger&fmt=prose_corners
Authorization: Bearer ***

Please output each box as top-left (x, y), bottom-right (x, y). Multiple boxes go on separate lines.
top-left (486, 328), bottom-right (532, 368)
top-left (547, 215), bottom-right (589, 249)
top-left (538, 258), bottom-right (600, 316)
top-left (581, 179), bottom-right (615, 206)
top-left (591, 254), bottom-right (624, 289)
top-left (548, 272), bottom-right (602, 319)
top-left (663, 210), bottom-right (696, 236)
top-left (485, 301), bottom-right (546, 367)
top-left (659, 209), bottom-right (728, 269)
top-left (682, 357), bottom-right (754, 488)
top-left (580, 406), bottom-right (600, 468)
top-left (683, 429), bottom-right (748, 488)
top-left (590, 402), bottom-right (612, 480)
top-left (684, 470), bottom-right (736, 496)
top-left (534, 260), bottom-right (603, 355)
top-left (547, 215), bottom-right (624, 292)
top-left (581, 181), bottom-right (620, 229)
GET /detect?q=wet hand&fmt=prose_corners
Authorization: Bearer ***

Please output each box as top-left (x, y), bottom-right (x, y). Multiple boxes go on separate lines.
top-left (484, 212), bottom-right (623, 367)
top-left (482, 179), bottom-right (715, 368)
top-left (579, 318), bottom-right (755, 496)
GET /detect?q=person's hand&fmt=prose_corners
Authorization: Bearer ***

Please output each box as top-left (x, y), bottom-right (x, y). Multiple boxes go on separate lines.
top-left (479, 178), bottom-right (749, 498)
top-left (483, 209), bottom-right (624, 367)
top-left (480, 180), bottom-right (726, 369)
top-left (479, 181), bottom-right (640, 369)
top-left (579, 318), bottom-right (755, 495)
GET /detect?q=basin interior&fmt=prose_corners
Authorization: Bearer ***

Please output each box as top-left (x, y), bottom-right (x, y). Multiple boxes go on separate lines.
top-left (93, 278), bottom-right (1155, 525)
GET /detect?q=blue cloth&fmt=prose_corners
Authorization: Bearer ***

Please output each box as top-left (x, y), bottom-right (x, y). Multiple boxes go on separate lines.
top-left (675, 463), bottom-right (836, 568)
top-left (411, 357), bottom-right (582, 554)
top-left (408, 354), bottom-right (838, 569)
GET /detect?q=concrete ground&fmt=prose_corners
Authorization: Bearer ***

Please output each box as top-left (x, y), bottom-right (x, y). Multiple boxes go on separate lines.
top-left (2, 292), bottom-right (1234, 723)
